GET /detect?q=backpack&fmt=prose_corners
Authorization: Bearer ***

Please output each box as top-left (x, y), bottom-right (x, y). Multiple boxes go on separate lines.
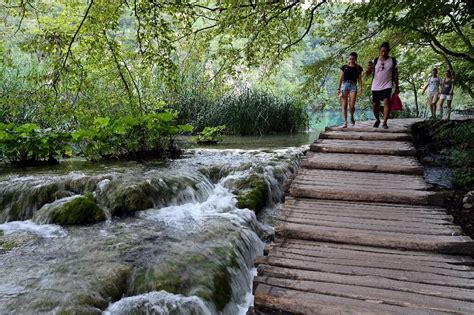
top-left (373, 57), bottom-right (397, 82)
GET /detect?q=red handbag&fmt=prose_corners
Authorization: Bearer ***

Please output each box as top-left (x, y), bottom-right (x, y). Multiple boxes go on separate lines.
top-left (391, 93), bottom-right (403, 111)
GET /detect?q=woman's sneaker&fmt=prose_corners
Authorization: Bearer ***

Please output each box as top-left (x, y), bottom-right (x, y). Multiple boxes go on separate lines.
top-left (351, 116), bottom-right (355, 126)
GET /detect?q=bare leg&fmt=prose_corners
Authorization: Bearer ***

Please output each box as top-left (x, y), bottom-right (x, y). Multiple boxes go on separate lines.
top-left (383, 97), bottom-right (390, 126)
top-left (439, 98), bottom-right (445, 119)
top-left (342, 91), bottom-right (349, 126)
top-left (349, 91), bottom-right (356, 125)
top-left (447, 99), bottom-right (452, 120)
top-left (372, 101), bottom-right (380, 123)
top-left (433, 95), bottom-right (440, 118)
top-left (430, 95), bottom-right (437, 119)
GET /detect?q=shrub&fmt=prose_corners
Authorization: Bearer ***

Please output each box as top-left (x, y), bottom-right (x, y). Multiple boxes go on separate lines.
top-left (195, 125), bottom-right (226, 144)
top-left (0, 123), bottom-right (71, 166)
top-left (72, 112), bottom-right (193, 160)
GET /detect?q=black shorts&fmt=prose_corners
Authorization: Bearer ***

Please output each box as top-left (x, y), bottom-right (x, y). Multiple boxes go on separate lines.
top-left (372, 88), bottom-right (392, 103)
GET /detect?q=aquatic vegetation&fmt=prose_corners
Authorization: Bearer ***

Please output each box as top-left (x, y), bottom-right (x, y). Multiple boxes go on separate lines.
top-left (195, 125), bottom-right (226, 145)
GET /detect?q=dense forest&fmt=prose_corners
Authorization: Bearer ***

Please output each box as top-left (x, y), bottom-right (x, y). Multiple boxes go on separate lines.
top-left (0, 0), bottom-right (472, 164)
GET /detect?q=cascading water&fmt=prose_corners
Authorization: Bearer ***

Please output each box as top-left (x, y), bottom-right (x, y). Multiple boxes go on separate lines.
top-left (0, 148), bottom-right (303, 314)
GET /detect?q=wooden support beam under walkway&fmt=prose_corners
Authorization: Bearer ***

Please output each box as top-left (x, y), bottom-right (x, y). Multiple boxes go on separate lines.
top-left (253, 118), bottom-right (474, 314)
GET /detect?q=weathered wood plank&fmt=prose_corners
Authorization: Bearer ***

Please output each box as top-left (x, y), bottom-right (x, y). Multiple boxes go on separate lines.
top-left (254, 284), bottom-right (446, 315)
top-left (302, 152), bottom-right (423, 174)
top-left (282, 240), bottom-right (474, 264)
top-left (276, 222), bottom-right (474, 255)
top-left (266, 246), bottom-right (472, 271)
top-left (284, 197), bottom-right (447, 214)
top-left (265, 250), bottom-right (474, 277)
top-left (277, 215), bottom-right (461, 236)
top-left (325, 118), bottom-right (422, 133)
top-left (281, 207), bottom-right (453, 224)
top-left (256, 256), bottom-right (474, 288)
top-left (320, 131), bottom-right (413, 141)
top-left (254, 276), bottom-right (474, 313)
top-left (257, 264), bottom-right (474, 302)
top-left (310, 139), bottom-right (416, 155)
top-left (290, 184), bottom-right (444, 205)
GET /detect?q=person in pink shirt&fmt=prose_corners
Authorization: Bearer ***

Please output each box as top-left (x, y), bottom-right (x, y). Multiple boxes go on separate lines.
top-left (365, 42), bottom-right (400, 129)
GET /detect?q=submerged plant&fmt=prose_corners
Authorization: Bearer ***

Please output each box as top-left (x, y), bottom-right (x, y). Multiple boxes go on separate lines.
top-left (195, 125), bottom-right (226, 145)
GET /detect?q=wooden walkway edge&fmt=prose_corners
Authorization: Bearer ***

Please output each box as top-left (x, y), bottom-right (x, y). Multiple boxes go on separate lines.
top-left (253, 119), bottom-right (474, 314)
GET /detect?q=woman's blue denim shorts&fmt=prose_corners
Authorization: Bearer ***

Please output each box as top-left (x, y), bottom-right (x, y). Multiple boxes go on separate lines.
top-left (342, 81), bottom-right (357, 93)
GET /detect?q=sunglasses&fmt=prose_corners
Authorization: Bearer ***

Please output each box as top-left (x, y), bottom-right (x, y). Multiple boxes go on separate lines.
top-left (381, 62), bottom-right (385, 70)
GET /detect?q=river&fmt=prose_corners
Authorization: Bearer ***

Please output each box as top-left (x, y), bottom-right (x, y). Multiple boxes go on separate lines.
top-left (0, 124), bottom-right (327, 314)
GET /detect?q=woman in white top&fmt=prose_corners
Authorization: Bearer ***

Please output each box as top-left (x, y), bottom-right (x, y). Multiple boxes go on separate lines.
top-left (421, 68), bottom-right (441, 119)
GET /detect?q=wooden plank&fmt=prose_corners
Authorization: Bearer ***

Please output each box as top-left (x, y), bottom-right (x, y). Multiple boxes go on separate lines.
top-left (282, 240), bottom-right (474, 264)
top-left (290, 184), bottom-right (444, 205)
top-left (277, 215), bottom-right (461, 236)
top-left (276, 222), bottom-right (474, 255)
top-left (267, 246), bottom-right (472, 271)
top-left (281, 207), bottom-right (453, 224)
top-left (254, 284), bottom-right (443, 315)
top-left (295, 169), bottom-right (429, 189)
top-left (257, 265), bottom-right (474, 302)
top-left (310, 139), bottom-right (416, 155)
top-left (257, 256), bottom-right (474, 288)
top-left (254, 276), bottom-right (474, 313)
top-left (301, 152), bottom-right (423, 174)
top-left (284, 197), bottom-right (447, 215)
top-left (265, 250), bottom-right (474, 277)
top-left (324, 118), bottom-right (422, 133)
top-left (320, 131), bottom-right (413, 141)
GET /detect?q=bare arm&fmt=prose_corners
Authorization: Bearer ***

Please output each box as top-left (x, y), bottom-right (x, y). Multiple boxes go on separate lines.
top-left (337, 70), bottom-right (343, 96)
top-left (358, 72), bottom-right (363, 95)
top-left (365, 62), bottom-right (373, 77)
top-left (394, 67), bottom-right (400, 93)
top-left (421, 81), bottom-right (428, 94)
top-left (450, 80), bottom-right (454, 94)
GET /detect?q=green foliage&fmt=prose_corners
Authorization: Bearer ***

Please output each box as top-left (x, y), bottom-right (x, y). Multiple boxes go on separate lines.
top-left (72, 112), bottom-right (192, 160)
top-left (0, 123), bottom-right (71, 166)
top-left (452, 168), bottom-right (474, 189)
top-left (195, 125), bottom-right (226, 144)
top-left (198, 89), bottom-right (308, 136)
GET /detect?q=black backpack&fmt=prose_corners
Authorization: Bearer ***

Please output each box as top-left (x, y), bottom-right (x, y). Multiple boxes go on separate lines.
top-left (373, 57), bottom-right (397, 82)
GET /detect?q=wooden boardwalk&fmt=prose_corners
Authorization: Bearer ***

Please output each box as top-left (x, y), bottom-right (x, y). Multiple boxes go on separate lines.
top-left (253, 119), bottom-right (474, 314)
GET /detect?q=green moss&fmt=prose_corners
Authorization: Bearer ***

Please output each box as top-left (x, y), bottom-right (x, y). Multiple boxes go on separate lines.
top-left (130, 249), bottom-right (236, 311)
top-left (235, 175), bottom-right (268, 212)
top-left (49, 194), bottom-right (105, 225)
top-left (0, 240), bottom-right (18, 251)
top-left (198, 166), bottom-right (231, 183)
top-left (107, 182), bottom-right (155, 216)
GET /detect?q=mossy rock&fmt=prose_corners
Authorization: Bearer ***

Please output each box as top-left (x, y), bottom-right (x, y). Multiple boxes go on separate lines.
top-left (129, 248), bottom-right (234, 311)
top-left (234, 175), bottom-right (268, 213)
top-left (48, 195), bottom-right (105, 225)
top-left (105, 182), bottom-right (155, 216)
top-left (198, 166), bottom-right (231, 183)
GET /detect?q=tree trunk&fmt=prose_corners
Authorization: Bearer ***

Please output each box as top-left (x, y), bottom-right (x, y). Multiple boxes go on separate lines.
top-left (410, 81), bottom-right (419, 117)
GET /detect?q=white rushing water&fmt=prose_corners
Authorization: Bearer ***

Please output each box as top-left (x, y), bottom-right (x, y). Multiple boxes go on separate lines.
top-left (0, 149), bottom-right (302, 314)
